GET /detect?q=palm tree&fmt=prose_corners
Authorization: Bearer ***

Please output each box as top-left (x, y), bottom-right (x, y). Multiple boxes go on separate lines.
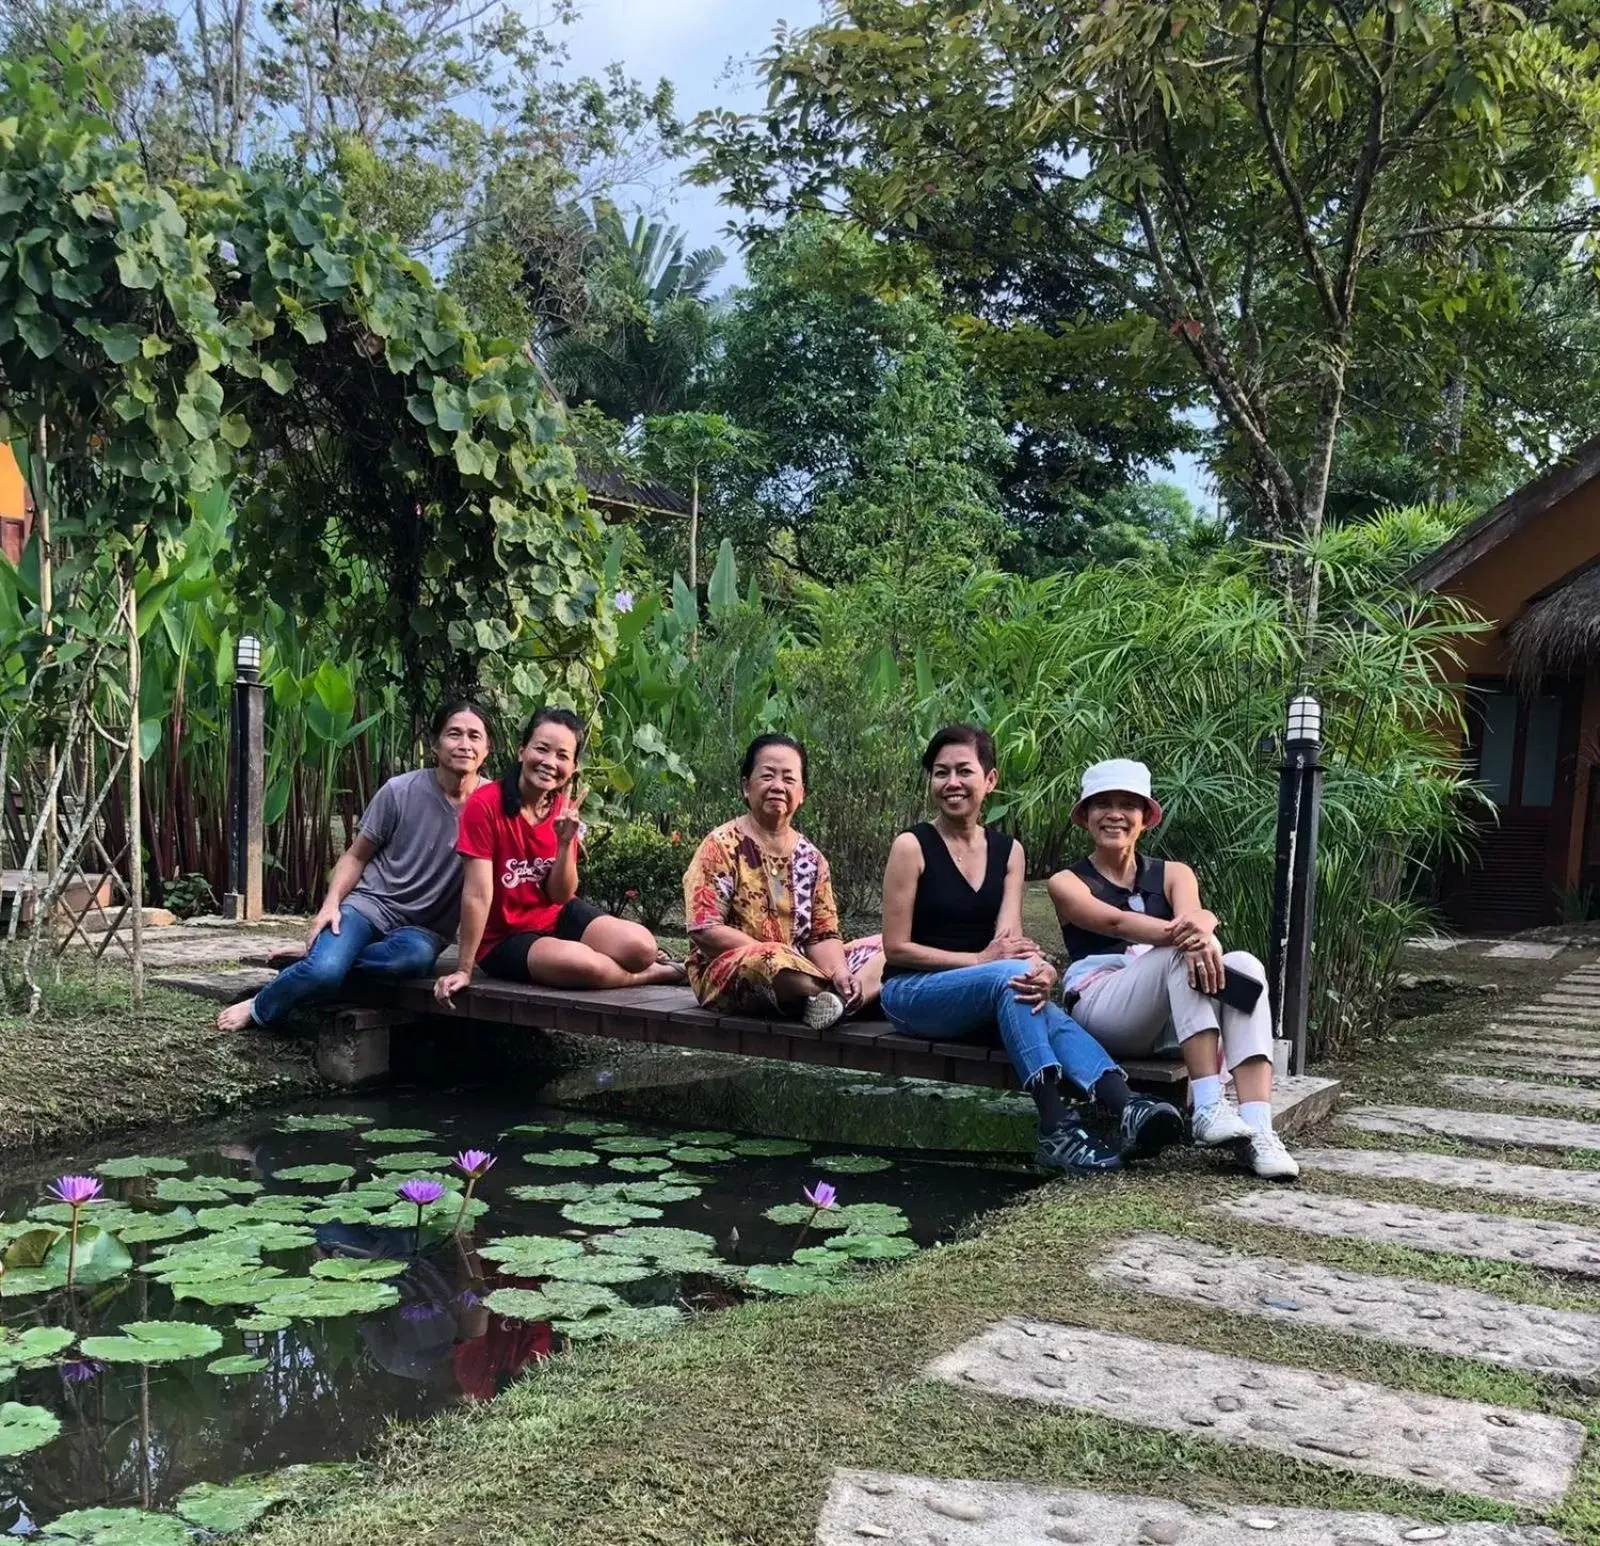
top-left (548, 198), bottom-right (725, 421)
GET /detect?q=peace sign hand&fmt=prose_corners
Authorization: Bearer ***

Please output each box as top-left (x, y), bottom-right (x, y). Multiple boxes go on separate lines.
top-left (553, 786), bottom-right (587, 846)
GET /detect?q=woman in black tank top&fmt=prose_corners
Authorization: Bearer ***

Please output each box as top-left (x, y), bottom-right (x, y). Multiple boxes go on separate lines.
top-left (878, 725), bottom-right (1184, 1176)
top-left (1047, 758), bottom-right (1299, 1180)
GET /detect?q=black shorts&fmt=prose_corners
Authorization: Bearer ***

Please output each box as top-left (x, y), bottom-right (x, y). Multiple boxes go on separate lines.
top-left (479, 899), bottom-right (608, 982)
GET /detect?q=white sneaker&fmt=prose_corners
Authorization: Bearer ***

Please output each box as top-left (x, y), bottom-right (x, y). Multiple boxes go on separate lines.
top-left (803, 991), bottom-right (846, 1031)
top-left (1190, 1099), bottom-right (1253, 1147)
top-left (1247, 1127), bottom-right (1300, 1180)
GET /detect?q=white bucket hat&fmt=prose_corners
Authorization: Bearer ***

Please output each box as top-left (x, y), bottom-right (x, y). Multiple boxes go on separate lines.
top-left (1072, 758), bottom-right (1164, 829)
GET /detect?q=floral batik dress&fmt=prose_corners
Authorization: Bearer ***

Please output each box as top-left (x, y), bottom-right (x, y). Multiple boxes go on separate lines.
top-left (683, 821), bottom-right (843, 1011)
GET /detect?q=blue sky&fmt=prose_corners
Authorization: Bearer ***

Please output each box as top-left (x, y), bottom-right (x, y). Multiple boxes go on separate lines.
top-left (556, 0), bottom-right (1214, 507)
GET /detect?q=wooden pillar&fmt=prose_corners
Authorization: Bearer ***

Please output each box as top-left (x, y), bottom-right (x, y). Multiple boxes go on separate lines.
top-left (1565, 666), bottom-right (1600, 891)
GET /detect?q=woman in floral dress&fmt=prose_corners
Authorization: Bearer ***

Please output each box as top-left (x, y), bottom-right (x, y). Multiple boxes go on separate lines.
top-left (684, 734), bottom-right (884, 1028)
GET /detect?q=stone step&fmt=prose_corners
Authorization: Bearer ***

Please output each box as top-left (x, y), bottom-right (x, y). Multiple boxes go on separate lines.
top-left (150, 967), bottom-right (273, 1003)
top-left (1484, 942), bottom-right (1565, 959)
top-left (925, 1320), bottom-right (1581, 1508)
top-left (1434, 1050), bottom-right (1600, 1081)
top-left (1441, 1075), bottom-right (1600, 1113)
top-left (1095, 1233), bottom-right (1600, 1383)
top-left (1482, 1026), bottom-right (1600, 1043)
top-left (1469, 1040), bottom-right (1600, 1061)
top-left (1342, 1104), bottom-right (1600, 1153)
top-left (1211, 1189), bottom-right (1600, 1278)
top-left (817, 1471), bottom-right (1568, 1546)
top-left (1298, 1146), bottom-right (1600, 1207)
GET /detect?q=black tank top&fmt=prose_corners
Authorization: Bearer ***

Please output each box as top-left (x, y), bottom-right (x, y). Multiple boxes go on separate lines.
top-left (885, 822), bottom-right (1015, 979)
top-left (1060, 855), bottom-right (1171, 964)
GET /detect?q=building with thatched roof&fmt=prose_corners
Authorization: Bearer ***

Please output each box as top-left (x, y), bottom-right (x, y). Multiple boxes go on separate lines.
top-left (1412, 432), bottom-right (1600, 930)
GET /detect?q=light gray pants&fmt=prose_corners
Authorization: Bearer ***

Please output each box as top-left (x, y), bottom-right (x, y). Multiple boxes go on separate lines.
top-left (1072, 946), bottom-right (1273, 1072)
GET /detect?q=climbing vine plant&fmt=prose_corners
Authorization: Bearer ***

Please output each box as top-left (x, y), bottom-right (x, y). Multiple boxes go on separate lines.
top-left (0, 34), bottom-right (613, 719)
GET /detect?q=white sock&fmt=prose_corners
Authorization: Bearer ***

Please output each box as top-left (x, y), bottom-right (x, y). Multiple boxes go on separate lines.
top-left (1239, 1100), bottom-right (1273, 1134)
top-left (1189, 1074), bottom-right (1223, 1110)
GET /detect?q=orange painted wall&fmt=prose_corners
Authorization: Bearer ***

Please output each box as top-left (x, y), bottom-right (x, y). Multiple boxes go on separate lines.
top-left (1439, 478), bottom-right (1600, 677)
top-left (0, 443), bottom-right (27, 565)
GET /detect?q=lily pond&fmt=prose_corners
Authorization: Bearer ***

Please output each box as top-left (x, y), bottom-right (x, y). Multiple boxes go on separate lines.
top-left (0, 1093), bottom-right (1032, 1541)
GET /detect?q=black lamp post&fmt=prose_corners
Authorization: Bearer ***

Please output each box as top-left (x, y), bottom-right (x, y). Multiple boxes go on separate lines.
top-left (223, 634), bottom-right (264, 921)
top-left (1267, 693), bottom-right (1324, 1078)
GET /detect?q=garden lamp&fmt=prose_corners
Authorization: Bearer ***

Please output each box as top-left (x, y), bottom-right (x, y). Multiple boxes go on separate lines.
top-left (236, 634), bottom-right (262, 682)
top-left (1268, 690), bottom-right (1325, 1078)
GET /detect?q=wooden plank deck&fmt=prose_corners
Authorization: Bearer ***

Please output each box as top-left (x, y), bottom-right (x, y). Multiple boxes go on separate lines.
top-left (171, 963), bottom-right (1187, 1092)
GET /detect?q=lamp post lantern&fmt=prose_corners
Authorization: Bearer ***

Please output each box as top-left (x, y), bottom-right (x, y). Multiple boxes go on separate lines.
top-left (1267, 691), bottom-right (1325, 1078)
top-left (223, 634), bottom-right (264, 920)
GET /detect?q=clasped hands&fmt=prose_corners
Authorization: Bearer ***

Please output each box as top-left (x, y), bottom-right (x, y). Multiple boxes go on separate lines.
top-left (982, 931), bottom-right (1056, 1014)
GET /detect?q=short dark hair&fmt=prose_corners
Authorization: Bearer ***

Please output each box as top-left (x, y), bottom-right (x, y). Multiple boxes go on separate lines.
top-left (500, 707), bottom-right (586, 817)
top-left (921, 723), bottom-right (996, 775)
top-left (429, 699), bottom-right (489, 740)
top-left (740, 733), bottom-right (808, 784)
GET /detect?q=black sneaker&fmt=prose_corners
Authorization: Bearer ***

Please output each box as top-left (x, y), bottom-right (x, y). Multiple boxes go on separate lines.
top-left (1117, 1097), bottom-right (1186, 1163)
top-left (1035, 1121), bottom-right (1123, 1176)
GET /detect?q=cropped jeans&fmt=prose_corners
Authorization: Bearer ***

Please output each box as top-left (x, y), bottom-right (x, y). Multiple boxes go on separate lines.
top-left (250, 904), bottom-right (441, 1026)
top-left (879, 960), bottom-right (1118, 1094)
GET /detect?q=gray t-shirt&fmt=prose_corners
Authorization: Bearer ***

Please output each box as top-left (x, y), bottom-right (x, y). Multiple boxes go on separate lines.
top-left (343, 769), bottom-right (469, 943)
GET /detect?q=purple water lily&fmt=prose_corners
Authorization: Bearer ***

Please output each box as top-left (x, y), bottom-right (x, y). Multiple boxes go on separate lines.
top-left (61, 1359), bottom-right (104, 1384)
top-left (451, 1150), bottom-right (496, 1237)
top-left (614, 589), bottom-right (635, 614)
top-left (803, 1181), bottom-right (838, 1212)
top-left (49, 1175), bottom-right (103, 1288)
top-left (397, 1177), bottom-right (447, 1257)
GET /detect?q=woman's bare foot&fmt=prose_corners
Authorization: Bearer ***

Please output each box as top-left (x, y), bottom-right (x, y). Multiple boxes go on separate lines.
top-left (640, 960), bottom-right (688, 987)
top-left (216, 998), bottom-right (257, 1031)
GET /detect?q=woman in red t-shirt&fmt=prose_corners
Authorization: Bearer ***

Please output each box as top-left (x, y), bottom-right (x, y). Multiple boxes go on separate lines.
top-left (433, 708), bottom-right (687, 998)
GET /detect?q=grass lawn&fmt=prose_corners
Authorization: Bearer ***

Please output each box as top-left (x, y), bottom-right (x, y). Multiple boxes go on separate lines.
top-left (0, 961), bottom-right (320, 1151)
top-left (247, 978), bottom-right (1600, 1546)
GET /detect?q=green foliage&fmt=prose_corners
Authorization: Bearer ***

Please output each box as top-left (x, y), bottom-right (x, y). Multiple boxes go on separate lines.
top-left (174, 1479), bottom-right (287, 1534)
top-left (79, 1320), bottom-right (225, 1364)
top-left (37, 1507), bottom-right (188, 1544)
top-left (576, 819), bottom-right (685, 927)
top-left (0, 1399), bottom-right (60, 1456)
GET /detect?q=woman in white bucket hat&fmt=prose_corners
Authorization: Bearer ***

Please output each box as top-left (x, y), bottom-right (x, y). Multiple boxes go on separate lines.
top-left (1046, 758), bottom-right (1298, 1180)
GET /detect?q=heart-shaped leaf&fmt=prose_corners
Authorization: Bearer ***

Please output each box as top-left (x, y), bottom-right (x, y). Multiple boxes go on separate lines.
top-left (814, 1154), bottom-right (893, 1174)
top-left (175, 1479), bottom-right (286, 1533)
top-left (79, 1321), bottom-right (224, 1364)
top-left (207, 1354), bottom-right (269, 1376)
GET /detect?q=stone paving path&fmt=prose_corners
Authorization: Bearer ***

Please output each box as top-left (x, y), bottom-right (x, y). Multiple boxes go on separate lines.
top-left (1341, 1104), bottom-right (1600, 1152)
top-left (815, 954), bottom-right (1600, 1545)
top-left (1212, 1188), bottom-right (1600, 1276)
top-left (926, 1320), bottom-right (1582, 1506)
top-left (1094, 1234), bottom-right (1600, 1382)
top-left (818, 1472), bottom-right (1567, 1546)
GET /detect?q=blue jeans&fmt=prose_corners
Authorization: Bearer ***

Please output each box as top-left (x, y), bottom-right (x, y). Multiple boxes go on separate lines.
top-left (880, 960), bottom-right (1117, 1094)
top-left (251, 905), bottom-right (441, 1025)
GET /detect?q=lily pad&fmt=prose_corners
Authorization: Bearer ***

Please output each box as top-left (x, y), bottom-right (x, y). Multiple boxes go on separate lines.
top-left (484, 1282), bottom-right (622, 1323)
top-left (652, 1253), bottom-right (746, 1282)
top-left (358, 1127), bottom-right (437, 1144)
top-left (262, 1278), bottom-right (401, 1319)
top-left (0, 1326), bottom-right (74, 1371)
top-left (522, 1148), bottom-right (600, 1169)
top-left (607, 1155), bottom-right (673, 1174)
top-left (730, 1137), bottom-right (810, 1157)
top-left (175, 1478), bottom-right (286, 1533)
top-left (215, 1222), bottom-right (318, 1254)
top-left (555, 1304), bottom-right (684, 1341)
top-left (94, 1155), bottom-right (189, 1179)
top-left (46, 1225), bottom-right (134, 1285)
top-left (207, 1353), bottom-right (269, 1376)
top-left (4, 1225), bottom-right (64, 1267)
top-left (235, 1313), bottom-right (291, 1332)
top-left (478, 1235), bottom-right (584, 1272)
top-left (37, 1507), bottom-right (190, 1544)
top-left (559, 1120), bottom-right (628, 1137)
top-left (367, 1150), bottom-right (454, 1172)
top-left (616, 1180), bottom-right (702, 1204)
top-left (272, 1162), bottom-right (356, 1184)
top-left (80, 1321), bottom-right (224, 1364)
top-left (559, 1200), bottom-right (664, 1227)
top-left (306, 1202), bottom-right (381, 1227)
top-left (277, 1112), bottom-right (373, 1132)
top-left (836, 1203), bottom-right (911, 1236)
top-left (196, 1198), bottom-right (317, 1229)
top-left (502, 1122), bottom-right (550, 1137)
top-left (791, 1246), bottom-right (854, 1270)
top-left (746, 1264), bottom-right (839, 1296)
top-left (666, 1146), bottom-right (734, 1164)
top-left (670, 1130), bottom-right (738, 1146)
top-left (814, 1154), bottom-right (893, 1174)
top-left (824, 1232), bottom-right (918, 1260)
top-left (593, 1226), bottom-right (717, 1259)
top-left (114, 1208), bottom-right (199, 1245)
top-left (31, 1201), bottom-right (139, 1231)
top-left (0, 1399), bottom-right (60, 1457)
top-left (762, 1203), bottom-right (847, 1230)
top-left (541, 1254), bottom-right (657, 1286)
top-left (592, 1135), bottom-right (672, 1155)
top-left (170, 1268), bottom-right (289, 1307)
top-left (507, 1181), bottom-right (599, 1203)
top-left (310, 1257), bottom-right (407, 1281)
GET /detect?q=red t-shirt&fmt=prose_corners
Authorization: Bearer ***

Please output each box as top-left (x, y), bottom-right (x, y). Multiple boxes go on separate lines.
top-left (456, 782), bottom-right (574, 955)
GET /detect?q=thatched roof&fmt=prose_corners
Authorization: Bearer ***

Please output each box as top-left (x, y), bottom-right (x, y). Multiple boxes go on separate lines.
top-left (1506, 560), bottom-right (1600, 686)
top-left (579, 467), bottom-right (690, 520)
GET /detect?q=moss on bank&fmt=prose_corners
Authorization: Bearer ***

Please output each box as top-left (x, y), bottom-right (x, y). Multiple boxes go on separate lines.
top-left (0, 962), bottom-right (321, 1152)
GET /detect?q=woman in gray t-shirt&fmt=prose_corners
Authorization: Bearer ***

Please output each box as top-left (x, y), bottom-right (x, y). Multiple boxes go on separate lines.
top-left (217, 702), bottom-right (490, 1030)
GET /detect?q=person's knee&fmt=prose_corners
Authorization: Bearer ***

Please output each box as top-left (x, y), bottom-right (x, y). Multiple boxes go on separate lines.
top-left (298, 951), bottom-right (349, 991)
top-left (1222, 950), bottom-right (1265, 983)
top-left (610, 926), bottom-right (657, 973)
